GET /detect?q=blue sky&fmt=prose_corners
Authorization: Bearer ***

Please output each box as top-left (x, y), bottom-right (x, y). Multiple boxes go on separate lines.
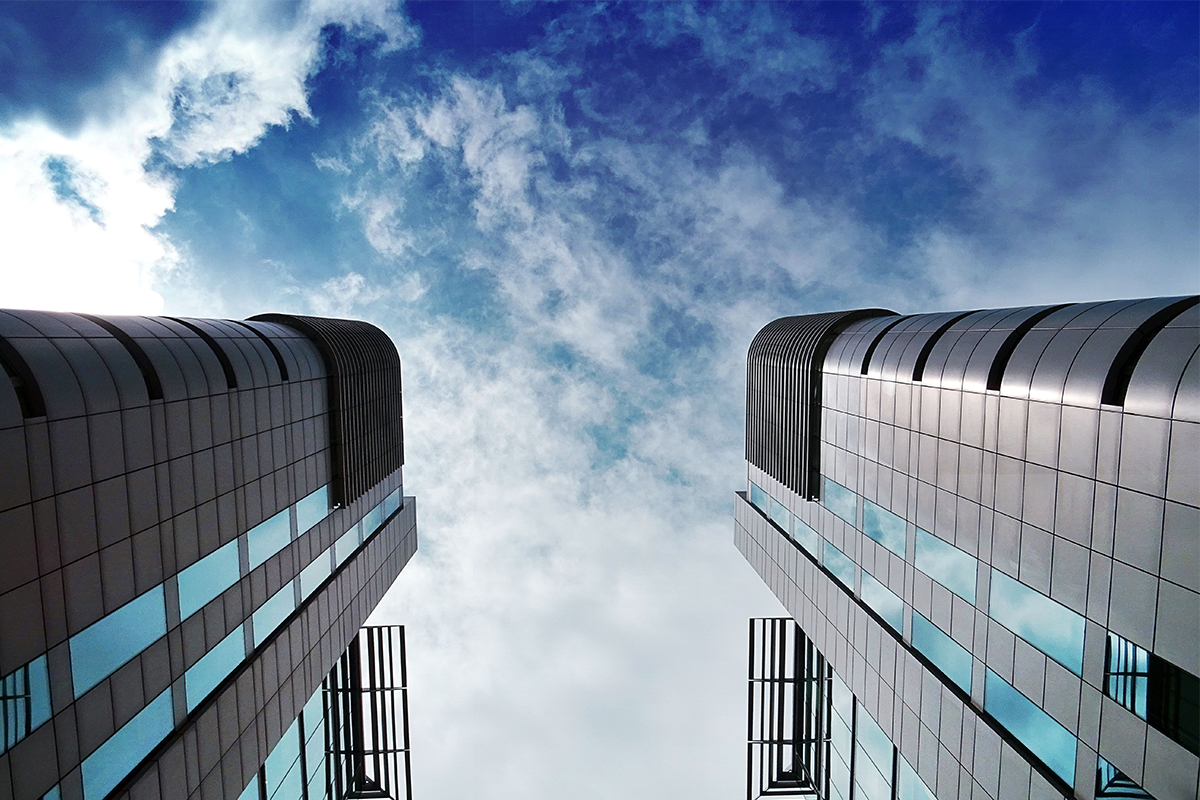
top-left (1, 2), bottom-right (1197, 797)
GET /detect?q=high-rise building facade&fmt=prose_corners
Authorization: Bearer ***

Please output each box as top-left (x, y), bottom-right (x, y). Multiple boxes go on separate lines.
top-left (0, 309), bottom-right (417, 800)
top-left (735, 297), bottom-right (1198, 800)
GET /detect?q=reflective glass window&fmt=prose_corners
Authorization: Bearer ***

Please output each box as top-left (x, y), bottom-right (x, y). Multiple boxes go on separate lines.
top-left (248, 508), bottom-right (292, 570)
top-left (0, 655), bottom-right (51, 754)
top-left (897, 755), bottom-right (936, 800)
top-left (81, 687), bottom-right (173, 800)
top-left (185, 624), bottom-right (245, 712)
top-left (823, 541), bottom-right (856, 589)
top-left (253, 582), bottom-right (296, 648)
top-left (1096, 756), bottom-right (1153, 798)
top-left (1105, 632), bottom-right (1200, 755)
top-left (71, 585), bottom-right (166, 697)
top-left (791, 514), bottom-right (819, 556)
top-left (265, 718), bottom-right (302, 800)
top-left (363, 502), bottom-right (384, 537)
top-left (177, 539), bottom-right (240, 621)
top-left (912, 612), bottom-right (972, 692)
top-left (985, 669), bottom-right (1076, 784)
top-left (823, 478), bottom-right (857, 525)
top-left (863, 499), bottom-right (906, 556)
top-left (334, 523), bottom-right (362, 568)
top-left (42, 787), bottom-right (61, 800)
top-left (861, 571), bottom-right (903, 633)
top-left (828, 670), bottom-right (853, 800)
top-left (989, 569), bottom-right (1084, 674)
top-left (749, 482), bottom-right (768, 511)
top-left (300, 549), bottom-right (332, 601)
top-left (296, 485), bottom-right (330, 535)
top-left (236, 777), bottom-right (259, 800)
top-left (915, 528), bottom-right (976, 603)
top-left (854, 707), bottom-right (894, 800)
top-left (769, 496), bottom-right (790, 531)
top-left (383, 487), bottom-right (401, 519)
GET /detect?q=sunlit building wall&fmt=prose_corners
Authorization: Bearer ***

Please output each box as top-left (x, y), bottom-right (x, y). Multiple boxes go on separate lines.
top-left (0, 310), bottom-right (416, 800)
top-left (735, 297), bottom-right (1198, 800)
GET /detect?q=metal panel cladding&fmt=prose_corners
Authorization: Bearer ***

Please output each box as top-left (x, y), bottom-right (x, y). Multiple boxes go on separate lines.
top-left (746, 309), bottom-right (896, 499)
top-left (253, 313), bottom-right (404, 507)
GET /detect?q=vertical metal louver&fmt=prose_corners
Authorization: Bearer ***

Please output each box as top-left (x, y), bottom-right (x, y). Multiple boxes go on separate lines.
top-left (746, 309), bottom-right (895, 500)
top-left (251, 314), bottom-right (404, 508)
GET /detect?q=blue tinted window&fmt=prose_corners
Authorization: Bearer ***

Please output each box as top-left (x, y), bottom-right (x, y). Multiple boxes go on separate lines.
top-left (334, 523), bottom-right (361, 567)
top-left (253, 582), bottom-right (296, 648)
top-left (989, 569), bottom-right (1084, 674)
top-left (177, 539), bottom-right (240, 621)
top-left (295, 485), bottom-right (329, 535)
top-left (185, 625), bottom-right (245, 712)
top-left (769, 496), bottom-right (790, 530)
top-left (265, 718), bottom-right (301, 799)
top-left (897, 755), bottom-right (936, 800)
top-left (363, 502), bottom-right (384, 536)
top-left (299, 549), bottom-right (331, 601)
top-left (0, 655), bottom-right (51, 754)
top-left (823, 542), bottom-right (856, 589)
top-left (861, 571), bottom-right (903, 632)
top-left (915, 529), bottom-right (976, 603)
top-left (862, 499), bottom-right (906, 556)
top-left (81, 687), bottom-right (173, 800)
top-left (912, 612), bottom-right (972, 692)
top-left (823, 478), bottom-right (857, 525)
top-left (383, 488), bottom-right (401, 519)
top-left (42, 787), bottom-right (61, 800)
top-left (749, 482), bottom-right (767, 510)
top-left (828, 671), bottom-right (853, 800)
top-left (71, 585), bottom-right (166, 697)
top-left (854, 707), bottom-right (894, 800)
top-left (236, 777), bottom-right (259, 800)
top-left (985, 669), bottom-right (1077, 783)
top-left (1097, 756), bottom-right (1154, 798)
top-left (248, 508), bottom-right (292, 570)
top-left (791, 514), bottom-right (819, 555)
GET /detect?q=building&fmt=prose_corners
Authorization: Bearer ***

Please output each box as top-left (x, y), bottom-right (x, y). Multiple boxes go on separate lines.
top-left (0, 309), bottom-right (417, 800)
top-left (735, 297), bottom-right (1198, 800)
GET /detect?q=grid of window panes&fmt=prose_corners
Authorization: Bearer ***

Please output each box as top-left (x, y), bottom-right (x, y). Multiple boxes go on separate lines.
top-left (32, 484), bottom-right (407, 800)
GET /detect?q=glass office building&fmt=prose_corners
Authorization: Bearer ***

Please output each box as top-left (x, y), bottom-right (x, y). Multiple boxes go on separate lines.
top-left (735, 297), bottom-right (1198, 800)
top-left (0, 310), bottom-right (416, 800)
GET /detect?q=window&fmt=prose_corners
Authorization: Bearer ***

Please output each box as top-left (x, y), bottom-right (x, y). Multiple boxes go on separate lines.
top-left (863, 499), bottom-right (906, 556)
top-left (912, 613), bottom-right (972, 692)
top-left (915, 528), bottom-right (976, 603)
top-left (71, 585), bottom-right (167, 697)
top-left (382, 487), bottom-right (401, 519)
top-left (828, 670), bottom-right (853, 800)
top-left (265, 718), bottom-right (303, 800)
top-left (1096, 756), bottom-right (1153, 798)
top-left (185, 625), bottom-right (245, 712)
top-left (989, 569), bottom-right (1084, 675)
top-left (0, 655), bottom-right (51, 754)
top-left (300, 548), bottom-right (332, 601)
top-left (854, 707), bottom-right (894, 800)
top-left (897, 756), bottom-right (936, 800)
top-left (861, 571), bottom-right (903, 633)
top-left (791, 514), bottom-right (819, 556)
top-left (248, 508), bottom-right (292, 570)
top-left (823, 478), bottom-right (857, 525)
top-left (253, 582), bottom-right (296, 648)
top-left (984, 669), bottom-right (1076, 784)
top-left (363, 501), bottom-right (385, 538)
top-left (1105, 632), bottom-right (1199, 755)
top-left (769, 496), bottom-right (790, 531)
top-left (296, 484), bottom-right (330, 535)
top-left (750, 482), bottom-right (768, 511)
top-left (823, 541), bottom-right (856, 589)
top-left (177, 539), bottom-right (240, 621)
top-left (80, 688), bottom-right (173, 800)
top-left (303, 688), bottom-right (327, 797)
top-left (334, 523), bottom-right (362, 568)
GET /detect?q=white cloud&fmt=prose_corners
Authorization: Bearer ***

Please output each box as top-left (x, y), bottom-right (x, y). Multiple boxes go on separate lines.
top-left (0, 0), bottom-right (417, 315)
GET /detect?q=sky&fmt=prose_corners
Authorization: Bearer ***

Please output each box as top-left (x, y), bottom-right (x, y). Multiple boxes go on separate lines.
top-left (1, 2), bottom-right (1197, 797)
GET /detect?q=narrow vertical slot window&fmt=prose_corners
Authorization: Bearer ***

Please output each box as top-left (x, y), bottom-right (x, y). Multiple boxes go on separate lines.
top-left (823, 478), bottom-right (857, 525)
top-left (862, 499), bottom-right (906, 556)
top-left (911, 613), bottom-right (972, 692)
top-left (177, 538), bottom-right (240, 621)
top-left (915, 528), bottom-right (976, 603)
top-left (989, 569), bottom-right (1084, 675)
top-left (984, 669), bottom-right (1077, 784)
